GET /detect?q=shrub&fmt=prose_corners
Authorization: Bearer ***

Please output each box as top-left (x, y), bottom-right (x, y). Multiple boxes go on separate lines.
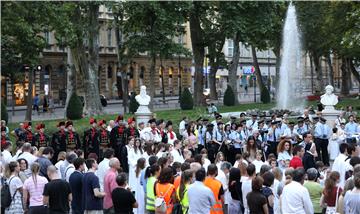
top-left (1, 102), bottom-right (8, 124)
top-left (180, 88), bottom-right (194, 110)
top-left (223, 85), bottom-right (235, 106)
top-left (129, 92), bottom-right (139, 114)
top-left (260, 86), bottom-right (271, 104)
top-left (66, 92), bottom-right (83, 120)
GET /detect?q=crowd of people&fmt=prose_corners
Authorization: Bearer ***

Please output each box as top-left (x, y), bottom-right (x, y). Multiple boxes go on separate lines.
top-left (0, 106), bottom-right (360, 214)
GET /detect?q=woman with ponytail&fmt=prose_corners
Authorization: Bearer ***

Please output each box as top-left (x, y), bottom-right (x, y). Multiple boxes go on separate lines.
top-left (23, 162), bottom-right (48, 214)
top-left (176, 170), bottom-right (193, 214)
top-left (4, 161), bottom-right (23, 214)
top-left (134, 158), bottom-right (146, 214)
top-left (320, 171), bottom-right (343, 213)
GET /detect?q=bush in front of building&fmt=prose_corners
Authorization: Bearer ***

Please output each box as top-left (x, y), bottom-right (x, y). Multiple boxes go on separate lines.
top-left (129, 92), bottom-right (139, 114)
top-left (1, 101), bottom-right (8, 124)
top-left (260, 86), bottom-right (271, 104)
top-left (180, 88), bottom-right (193, 110)
top-left (223, 85), bottom-right (235, 106)
top-left (66, 93), bottom-right (83, 120)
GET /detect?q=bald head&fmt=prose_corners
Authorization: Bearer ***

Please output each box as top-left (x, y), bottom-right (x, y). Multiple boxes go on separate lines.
top-left (109, 157), bottom-right (121, 170)
top-left (47, 165), bottom-right (59, 180)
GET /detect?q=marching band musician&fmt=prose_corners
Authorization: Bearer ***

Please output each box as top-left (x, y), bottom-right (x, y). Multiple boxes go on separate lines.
top-left (33, 123), bottom-right (50, 148)
top-left (51, 121), bottom-right (67, 163)
top-left (110, 116), bottom-right (127, 160)
top-left (20, 122), bottom-right (33, 144)
top-left (125, 117), bottom-right (140, 143)
top-left (98, 119), bottom-right (111, 160)
top-left (65, 120), bottom-right (81, 152)
top-left (83, 118), bottom-right (100, 157)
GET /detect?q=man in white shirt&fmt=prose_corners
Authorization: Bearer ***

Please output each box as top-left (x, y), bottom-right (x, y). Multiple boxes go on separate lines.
top-left (281, 168), bottom-right (313, 214)
top-left (60, 152), bottom-right (77, 180)
top-left (246, 113), bottom-right (258, 134)
top-left (140, 119), bottom-right (162, 143)
top-left (17, 143), bottom-right (37, 171)
top-left (179, 117), bottom-right (188, 137)
top-left (332, 143), bottom-right (349, 188)
top-left (188, 168), bottom-right (216, 214)
top-left (96, 148), bottom-right (114, 191)
top-left (1, 141), bottom-right (12, 164)
top-left (242, 163), bottom-right (256, 214)
top-left (216, 162), bottom-right (231, 211)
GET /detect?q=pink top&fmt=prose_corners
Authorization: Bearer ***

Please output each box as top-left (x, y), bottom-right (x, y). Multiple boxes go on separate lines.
top-left (23, 175), bottom-right (48, 207)
top-left (103, 169), bottom-right (118, 209)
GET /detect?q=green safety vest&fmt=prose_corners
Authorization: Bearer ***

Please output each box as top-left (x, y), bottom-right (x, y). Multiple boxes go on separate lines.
top-left (146, 176), bottom-right (156, 211)
top-left (176, 185), bottom-right (189, 213)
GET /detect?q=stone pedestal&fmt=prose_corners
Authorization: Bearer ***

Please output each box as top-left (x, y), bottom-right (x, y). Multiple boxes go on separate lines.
top-left (322, 107), bottom-right (340, 128)
top-left (135, 105), bottom-right (153, 126)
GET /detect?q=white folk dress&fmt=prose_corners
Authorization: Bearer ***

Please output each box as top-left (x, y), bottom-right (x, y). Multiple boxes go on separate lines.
top-left (128, 148), bottom-right (143, 191)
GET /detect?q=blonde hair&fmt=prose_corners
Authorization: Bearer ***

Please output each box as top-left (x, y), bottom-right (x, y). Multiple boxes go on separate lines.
top-left (31, 162), bottom-right (41, 187)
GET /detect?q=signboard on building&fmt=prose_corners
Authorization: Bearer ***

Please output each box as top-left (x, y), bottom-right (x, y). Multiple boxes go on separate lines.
top-left (243, 66), bottom-right (255, 75)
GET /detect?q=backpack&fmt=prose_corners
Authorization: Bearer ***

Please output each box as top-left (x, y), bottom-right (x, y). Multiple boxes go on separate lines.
top-left (154, 183), bottom-right (172, 214)
top-left (1, 176), bottom-right (17, 208)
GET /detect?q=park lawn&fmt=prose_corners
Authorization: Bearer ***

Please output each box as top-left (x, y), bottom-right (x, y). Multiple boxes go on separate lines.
top-left (7, 97), bottom-right (359, 143)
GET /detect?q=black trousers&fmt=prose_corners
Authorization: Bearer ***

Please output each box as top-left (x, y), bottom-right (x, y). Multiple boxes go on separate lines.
top-left (315, 138), bottom-right (329, 166)
top-left (29, 206), bottom-right (48, 214)
top-left (266, 141), bottom-right (279, 158)
top-left (207, 143), bottom-right (220, 163)
top-left (228, 146), bottom-right (242, 165)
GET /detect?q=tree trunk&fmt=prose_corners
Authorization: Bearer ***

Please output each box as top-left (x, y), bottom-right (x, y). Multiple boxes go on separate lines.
top-left (122, 66), bottom-right (128, 113)
top-left (208, 61), bottom-right (218, 100)
top-left (349, 59), bottom-right (360, 96)
top-left (64, 48), bottom-right (76, 117)
top-left (11, 76), bottom-right (15, 117)
top-left (160, 59), bottom-right (166, 104)
top-left (25, 68), bottom-right (33, 121)
top-left (327, 53), bottom-right (334, 87)
top-left (340, 57), bottom-right (350, 95)
top-left (312, 52), bottom-right (324, 93)
top-left (149, 53), bottom-right (156, 110)
top-left (310, 54), bottom-right (314, 94)
top-left (251, 46), bottom-right (266, 92)
top-left (84, 3), bottom-right (103, 116)
top-left (274, 47), bottom-right (281, 89)
top-left (189, 2), bottom-right (205, 106)
top-left (228, 32), bottom-right (240, 104)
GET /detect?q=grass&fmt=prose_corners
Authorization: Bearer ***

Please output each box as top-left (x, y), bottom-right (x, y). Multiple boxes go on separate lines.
top-left (7, 97), bottom-right (359, 143)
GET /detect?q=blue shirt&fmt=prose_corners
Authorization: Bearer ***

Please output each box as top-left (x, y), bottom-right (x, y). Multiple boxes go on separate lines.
top-left (188, 181), bottom-right (216, 214)
top-left (82, 172), bottom-right (102, 210)
top-left (344, 122), bottom-right (358, 138)
top-left (69, 171), bottom-right (84, 213)
top-left (314, 123), bottom-right (330, 139)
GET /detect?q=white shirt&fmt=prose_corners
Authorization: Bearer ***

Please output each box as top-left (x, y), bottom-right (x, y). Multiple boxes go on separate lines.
top-left (55, 160), bottom-right (64, 177)
top-left (2, 150), bottom-right (12, 164)
top-left (179, 120), bottom-right (186, 136)
top-left (188, 181), bottom-right (216, 214)
top-left (167, 131), bottom-right (178, 145)
top-left (96, 158), bottom-right (110, 191)
top-left (17, 151), bottom-right (37, 169)
top-left (65, 164), bottom-right (75, 182)
top-left (332, 153), bottom-right (348, 188)
top-left (252, 159), bottom-right (265, 174)
top-left (281, 181), bottom-right (313, 214)
top-left (216, 170), bottom-right (230, 205)
top-left (242, 177), bottom-right (252, 214)
top-left (171, 149), bottom-right (184, 163)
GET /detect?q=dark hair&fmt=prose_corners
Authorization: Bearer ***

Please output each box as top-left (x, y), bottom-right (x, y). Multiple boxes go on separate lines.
top-left (325, 171), bottom-right (340, 196)
top-left (262, 171), bottom-right (275, 187)
top-left (302, 132), bottom-right (311, 140)
top-left (292, 168), bottom-right (306, 183)
top-left (293, 145), bottom-right (303, 156)
top-left (146, 163), bottom-right (161, 179)
top-left (157, 157), bottom-right (168, 169)
top-left (194, 154), bottom-right (203, 165)
top-left (339, 143), bottom-right (348, 154)
top-left (229, 167), bottom-right (241, 187)
top-left (350, 156), bottom-right (360, 167)
top-left (136, 158), bottom-right (146, 178)
top-left (145, 142), bottom-right (155, 155)
top-left (246, 164), bottom-right (256, 176)
top-left (354, 172), bottom-right (360, 189)
top-left (43, 147), bottom-right (54, 155)
top-left (7, 161), bottom-right (19, 174)
top-left (332, 127), bottom-right (338, 133)
top-left (181, 162), bottom-right (191, 172)
top-left (73, 158), bottom-right (86, 170)
top-left (103, 148), bottom-right (115, 159)
top-left (158, 167), bottom-right (174, 184)
top-left (85, 158), bottom-right (96, 169)
top-left (251, 176), bottom-right (264, 191)
top-left (17, 158), bottom-right (28, 169)
top-left (179, 170), bottom-right (193, 201)
top-left (116, 172), bottom-right (128, 186)
top-left (347, 144), bottom-right (356, 155)
top-left (74, 149), bottom-right (84, 157)
top-left (172, 162), bottom-right (182, 171)
top-left (149, 155), bottom-right (158, 166)
top-left (207, 164), bottom-right (218, 176)
top-left (66, 153), bottom-right (78, 163)
top-left (195, 168), bottom-right (206, 181)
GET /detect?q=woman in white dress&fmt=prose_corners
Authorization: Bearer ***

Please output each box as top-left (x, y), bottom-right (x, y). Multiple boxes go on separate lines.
top-left (133, 158), bottom-right (146, 214)
top-left (128, 138), bottom-right (143, 191)
top-left (328, 127), bottom-right (342, 161)
top-left (277, 140), bottom-right (293, 171)
top-left (5, 161), bottom-right (23, 214)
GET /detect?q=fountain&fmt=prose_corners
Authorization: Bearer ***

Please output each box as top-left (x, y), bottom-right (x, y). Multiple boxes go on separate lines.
top-left (276, 3), bottom-right (304, 110)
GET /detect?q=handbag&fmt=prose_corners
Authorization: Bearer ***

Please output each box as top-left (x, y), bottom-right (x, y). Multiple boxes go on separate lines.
top-left (325, 186), bottom-right (340, 214)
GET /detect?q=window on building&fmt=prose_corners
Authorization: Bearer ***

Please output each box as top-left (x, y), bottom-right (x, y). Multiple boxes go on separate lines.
top-left (228, 39), bottom-right (234, 57)
top-left (107, 29), bottom-right (112, 47)
top-left (45, 31), bottom-right (51, 49)
top-left (178, 34), bottom-right (183, 45)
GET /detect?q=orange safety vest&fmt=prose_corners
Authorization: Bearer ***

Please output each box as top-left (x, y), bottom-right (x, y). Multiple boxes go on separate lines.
top-left (155, 182), bottom-right (175, 214)
top-left (204, 177), bottom-right (224, 214)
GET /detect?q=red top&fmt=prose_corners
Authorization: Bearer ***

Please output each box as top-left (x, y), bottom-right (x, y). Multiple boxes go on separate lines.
top-left (324, 186), bottom-right (342, 206)
top-left (289, 156), bottom-right (303, 169)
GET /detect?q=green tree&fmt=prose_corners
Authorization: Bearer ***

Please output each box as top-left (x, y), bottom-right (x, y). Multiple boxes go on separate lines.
top-left (66, 92), bottom-right (83, 120)
top-left (223, 85), bottom-right (235, 106)
top-left (180, 88), bottom-right (194, 110)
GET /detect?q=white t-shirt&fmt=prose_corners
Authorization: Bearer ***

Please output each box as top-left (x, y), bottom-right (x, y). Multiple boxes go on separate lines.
top-left (2, 150), bottom-right (12, 164)
top-left (252, 159), bottom-right (265, 174)
top-left (17, 152), bottom-right (37, 168)
top-left (242, 177), bottom-right (252, 213)
top-left (171, 149), bottom-right (184, 163)
top-left (96, 158), bottom-right (110, 191)
top-left (65, 164), bottom-right (75, 182)
top-left (179, 120), bottom-right (186, 136)
top-left (55, 160), bottom-right (64, 177)
top-left (7, 175), bottom-right (23, 197)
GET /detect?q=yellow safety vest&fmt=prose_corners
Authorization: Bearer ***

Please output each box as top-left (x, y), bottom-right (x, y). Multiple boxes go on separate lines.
top-left (176, 185), bottom-right (189, 214)
top-left (146, 176), bottom-right (156, 211)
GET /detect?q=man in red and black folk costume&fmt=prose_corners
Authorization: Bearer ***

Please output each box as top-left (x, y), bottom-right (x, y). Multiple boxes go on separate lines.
top-left (157, 119), bottom-right (168, 143)
top-left (1, 126), bottom-right (9, 150)
top-left (110, 114), bottom-right (126, 159)
top-left (83, 118), bottom-right (100, 158)
top-left (98, 119), bottom-right (111, 160)
top-left (65, 120), bottom-right (81, 152)
top-left (124, 117), bottom-right (139, 142)
top-left (51, 121), bottom-right (67, 163)
top-left (19, 122), bottom-right (33, 144)
top-left (32, 123), bottom-right (50, 148)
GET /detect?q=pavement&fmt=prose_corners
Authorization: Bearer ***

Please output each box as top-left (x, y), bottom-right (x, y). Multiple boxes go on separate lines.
top-left (7, 90), bottom-right (263, 123)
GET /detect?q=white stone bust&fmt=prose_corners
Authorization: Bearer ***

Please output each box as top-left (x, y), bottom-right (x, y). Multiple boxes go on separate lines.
top-left (136, 85), bottom-right (151, 106)
top-left (320, 85), bottom-right (338, 106)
